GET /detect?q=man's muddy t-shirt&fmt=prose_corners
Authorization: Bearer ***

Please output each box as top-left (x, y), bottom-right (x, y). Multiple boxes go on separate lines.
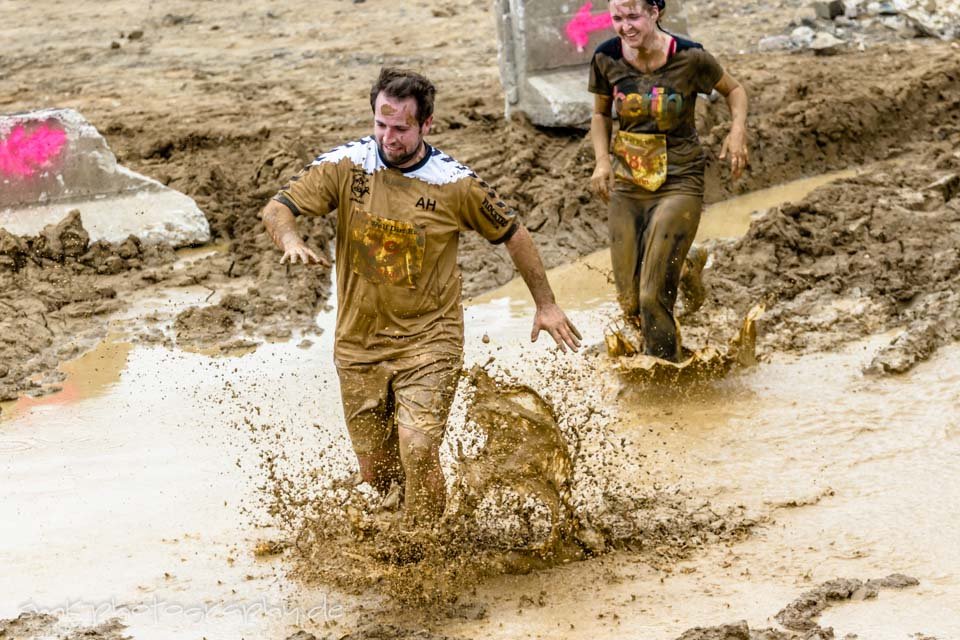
top-left (589, 36), bottom-right (724, 193)
top-left (273, 137), bottom-right (518, 365)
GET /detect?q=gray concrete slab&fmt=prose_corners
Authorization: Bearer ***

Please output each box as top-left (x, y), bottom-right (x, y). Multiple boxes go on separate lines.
top-left (0, 108), bottom-right (210, 246)
top-left (496, 0), bottom-right (690, 128)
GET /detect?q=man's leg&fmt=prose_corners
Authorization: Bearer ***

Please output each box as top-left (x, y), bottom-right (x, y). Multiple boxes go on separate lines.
top-left (397, 427), bottom-right (445, 525)
top-left (356, 426), bottom-right (403, 496)
top-left (391, 353), bottom-right (462, 527)
top-left (637, 194), bottom-right (703, 361)
top-left (336, 363), bottom-right (404, 495)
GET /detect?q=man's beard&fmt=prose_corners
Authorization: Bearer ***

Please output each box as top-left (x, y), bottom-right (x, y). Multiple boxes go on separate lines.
top-left (380, 138), bottom-right (423, 167)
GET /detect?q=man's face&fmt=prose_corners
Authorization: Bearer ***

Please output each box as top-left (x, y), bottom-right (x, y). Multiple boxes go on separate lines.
top-left (373, 93), bottom-right (432, 168)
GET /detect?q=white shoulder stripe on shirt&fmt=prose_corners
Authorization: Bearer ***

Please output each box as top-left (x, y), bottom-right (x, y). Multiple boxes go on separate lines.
top-left (310, 138), bottom-right (480, 187)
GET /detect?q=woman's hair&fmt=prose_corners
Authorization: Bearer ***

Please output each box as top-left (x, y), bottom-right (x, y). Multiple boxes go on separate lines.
top-left (610, 0), bottom-right (667, 21)
top-left (369, 67), bottom-right (436, 126)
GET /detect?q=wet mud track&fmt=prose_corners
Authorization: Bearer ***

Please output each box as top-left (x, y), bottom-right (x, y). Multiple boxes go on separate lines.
top-left (2, 0), bottom-right (960, 638)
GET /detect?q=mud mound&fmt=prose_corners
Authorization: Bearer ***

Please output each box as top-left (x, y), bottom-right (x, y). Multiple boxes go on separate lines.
top-left (690, 135), bottom-right (960, 372)
top-left (0, 214), bottom-right (177, 401)
top-left (174, 303), bottom-right (241, 346)
top-left (0, 612), bottom-right (130, 640)
top-left (0, 209), bottom-right (157, 274)
top-left (676, 574), bottom-right (921, 640)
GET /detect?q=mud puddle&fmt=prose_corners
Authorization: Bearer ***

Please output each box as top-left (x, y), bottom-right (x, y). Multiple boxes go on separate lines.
top-left (696, 168), bottom-right (859, 241)
top-left (0, 316), bottom-right (960, 638)
top-left (429, 336), bottom-right (960, 640)
top-left (4, 172), bottom-right (959, 639)
top-left (7, 309), bottom-right (954, 638)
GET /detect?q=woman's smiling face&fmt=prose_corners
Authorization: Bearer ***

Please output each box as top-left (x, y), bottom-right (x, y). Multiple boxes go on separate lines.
top-left (609, 0), bottom-right (659, 48)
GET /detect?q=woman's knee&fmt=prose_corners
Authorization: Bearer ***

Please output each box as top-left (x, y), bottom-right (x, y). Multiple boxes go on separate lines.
top-left (637, 286), bottom-right (664, 314)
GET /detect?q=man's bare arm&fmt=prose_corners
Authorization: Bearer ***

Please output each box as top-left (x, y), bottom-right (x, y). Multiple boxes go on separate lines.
top-left (260, 199), bottom-right (328, 266)
top-left (504, 225), bottom-right (582, 352)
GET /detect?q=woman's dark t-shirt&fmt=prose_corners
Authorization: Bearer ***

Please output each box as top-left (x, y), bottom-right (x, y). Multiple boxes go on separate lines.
top-left (589, 36), bottom-right (724, 194)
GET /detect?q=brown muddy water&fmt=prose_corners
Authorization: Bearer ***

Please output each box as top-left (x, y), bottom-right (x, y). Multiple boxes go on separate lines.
top-left (2, 172), bottom-right (958, 639)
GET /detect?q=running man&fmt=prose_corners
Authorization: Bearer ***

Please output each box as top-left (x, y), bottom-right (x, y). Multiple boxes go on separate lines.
top-left (260, 68), bottom-right (581, 527)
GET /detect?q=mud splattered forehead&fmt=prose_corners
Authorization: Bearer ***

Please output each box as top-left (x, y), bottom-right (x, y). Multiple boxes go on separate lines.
top-left (609, 0), bottom-right (664, 11)
top-left (376, 97), bottom-right (422, 126)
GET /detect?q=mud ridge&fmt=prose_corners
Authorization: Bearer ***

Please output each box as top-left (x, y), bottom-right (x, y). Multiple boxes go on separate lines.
top-left (686, 132), bottom-right (960, 372)
top-left (676, 574), bottom-right (921, 640)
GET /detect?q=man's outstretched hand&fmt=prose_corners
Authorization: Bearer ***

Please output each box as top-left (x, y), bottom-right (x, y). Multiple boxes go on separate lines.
top-left (279, 233), bottom-right (330, 267)
top-left (531, 302), bottom-right (582, 352)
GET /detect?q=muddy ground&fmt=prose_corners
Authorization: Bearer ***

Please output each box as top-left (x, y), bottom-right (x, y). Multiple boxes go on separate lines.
top-left (2, 0), bottom-right (959, 402)
top-left (2, 0), bottom-right (960, 637)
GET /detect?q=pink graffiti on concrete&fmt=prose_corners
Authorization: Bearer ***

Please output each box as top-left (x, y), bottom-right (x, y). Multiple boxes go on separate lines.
top-left (0, 123), bottom-right (68, 178)
top-left (565, 2), bottom-right (613, 52)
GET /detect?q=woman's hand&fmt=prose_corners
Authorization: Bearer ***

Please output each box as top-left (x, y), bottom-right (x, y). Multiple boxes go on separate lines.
top-left (714, 72), bottom-right (750, 182)
top-left (719, 125), bottom-right (748, 180)
top-left (591, 160), bottom-right (613, 202)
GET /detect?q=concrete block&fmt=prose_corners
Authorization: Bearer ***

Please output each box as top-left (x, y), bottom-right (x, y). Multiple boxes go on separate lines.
top-left (0, 108), bottom-right (210, 246)
top-left (810, 30), bottom-right (847, 54)
top-left (496, 0), bottom-right (691, 128)
top-left (813, 0), bottom-right (846, 19)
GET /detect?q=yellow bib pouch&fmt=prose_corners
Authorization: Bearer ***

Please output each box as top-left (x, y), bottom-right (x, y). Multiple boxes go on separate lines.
top-left (612, 131), bottom-right (667, 192)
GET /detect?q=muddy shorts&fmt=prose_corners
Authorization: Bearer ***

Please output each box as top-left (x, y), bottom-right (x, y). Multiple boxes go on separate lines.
top-left (336, 352), bottom-right (463, 455)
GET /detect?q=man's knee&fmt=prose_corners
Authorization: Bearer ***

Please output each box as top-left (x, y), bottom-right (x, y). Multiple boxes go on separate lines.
top-left (398, 428), bottom-right (440, 468)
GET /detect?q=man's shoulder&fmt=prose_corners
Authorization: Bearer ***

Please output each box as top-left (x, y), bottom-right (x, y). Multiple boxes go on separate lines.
top-left (407, 145), bottom-right (483, 188)
top-left (310, 136), bottom-right (379, 170)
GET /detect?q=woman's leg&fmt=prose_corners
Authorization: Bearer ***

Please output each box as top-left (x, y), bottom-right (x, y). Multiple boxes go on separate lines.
top-left (637, 194), bottom-right (703, 361)
top-left (608, 191), bottom-right (645, 320)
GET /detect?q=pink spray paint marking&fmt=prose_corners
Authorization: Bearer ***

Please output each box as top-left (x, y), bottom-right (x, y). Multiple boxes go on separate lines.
top-left (0, 123), bottom-right (68, 178)
top-left (565, 2), bottom-right (613, 52)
